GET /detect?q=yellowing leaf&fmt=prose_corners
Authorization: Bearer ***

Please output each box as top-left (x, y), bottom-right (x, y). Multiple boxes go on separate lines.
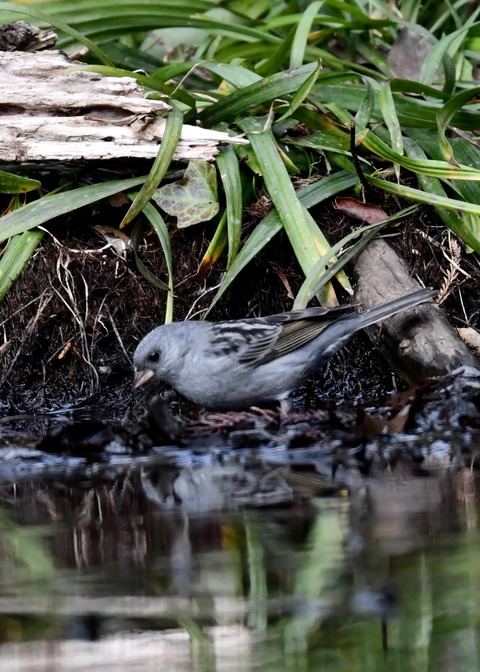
top-left (154, 160), bottom-right (219, 228)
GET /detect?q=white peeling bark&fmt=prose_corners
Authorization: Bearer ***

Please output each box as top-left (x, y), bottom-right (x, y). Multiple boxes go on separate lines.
top-left (0, 50), bottom-right (248, 162)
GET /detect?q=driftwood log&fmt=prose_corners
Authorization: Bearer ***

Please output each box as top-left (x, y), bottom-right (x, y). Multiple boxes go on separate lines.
top-left (355, 238), bottom-right (479, 385)
top-left (0, 50), bottom-right (248, 162)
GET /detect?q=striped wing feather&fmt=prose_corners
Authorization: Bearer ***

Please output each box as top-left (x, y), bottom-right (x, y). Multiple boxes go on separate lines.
top-left (236, 304), bottom-right (357, 366)
top-left (250, 320), bottom-right (332, 365)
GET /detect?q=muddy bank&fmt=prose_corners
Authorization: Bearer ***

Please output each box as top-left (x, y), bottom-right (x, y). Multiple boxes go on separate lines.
top-left (2, 193), bottom-right (479, 415)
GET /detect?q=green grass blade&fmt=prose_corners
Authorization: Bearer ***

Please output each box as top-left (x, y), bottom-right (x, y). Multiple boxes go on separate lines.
top-left (276, 61), bottom-right (322, 124)
top-left (294, 206), bottom-right (419, 309)
top-left (216, 146), bottom-right (242, 268)
top-left (0, 230), bottom-right (44, 302)
top-left (332, 104), bottom-right (480, 180)
top-left (367, 172), bottom-right (480, 253)
top-left (197, 211), bottom-right (228, 277)
top-left (239, 116), bottom-right (337, 304)
top-left (198, 62), bottom-right (318, 126)
top-left (0, 1), bottom-right (112, 65)
top-left (378, 81), bottom-right (404, 158)
top-left (403, 137), bottom-right (480, 253)
top-left (289, 1), bottom-right (323, 68)
top-left (119, 107), bottom-right (183, 229)
top-left (256, 28), bottom-right (296, 78)
top-left (130, 218), bottom-right (170, 293)
top-left (354, 77), bottom-right (376, 130)
top-left (312, 80), bottom-right (480, 130)
top-left (207, 171), bottom-right (357, 312)
top-left (200, 61), bottom-right (262, 87)
top-left (141, 202), bottom-right (174, 322)
top-left (0, 177), bottom-right (146, 243)
top-left (436, 86), bottom-right (480, 164)
top-left (0, 171), bottom-right (41, 194)
top-left (419, 17), bottom-right (480, 86)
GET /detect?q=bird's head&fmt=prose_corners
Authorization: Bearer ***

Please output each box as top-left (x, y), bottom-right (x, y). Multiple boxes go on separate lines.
top-left (133, 322), bottom-right (196, 389)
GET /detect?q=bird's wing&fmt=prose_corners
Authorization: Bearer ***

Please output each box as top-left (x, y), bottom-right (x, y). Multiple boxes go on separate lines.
top-left (209, 321), bottom-right (283, 365)
top-left (236, 304), bottom-right (357, 366)
top-left (263, 304), bottom-right (357, 324)
top-left (251, 319), bottom-right (332, 364)
top-left (208, 305), bottom-right (358, 367)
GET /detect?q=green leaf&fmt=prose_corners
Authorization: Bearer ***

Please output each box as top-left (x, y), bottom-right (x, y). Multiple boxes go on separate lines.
top-left (436, 86), bottom-right (480, 164)
top-left (130, 218), bottom-right (170, 293)
top-left (367, 168), bottom-right (480, 253)
top-left (294, 206), bottom-right (418, 309)
top-left (354, 77), bottom-right (376, 131)
top-left (289, 1), bottom-right (323, 68)
top-left (0, 177), bottom-right (146, 243)
top-left (0, 171), bottom-right (41, 195)
top-left (0, 230), bottom-right (44, 302)
top-left (378, 81), bottom-right (404, 157)
top-left (403, 137), bottom-right (480, 253)
top-left (198, 62), bottom-right (318, 127)
top-left (312, 80), bottom-right (480, 130)
top-left (197, 211), bottom-right (228, 275)
top-left (239, 116), bottom-right (338, 305)
top-left (420, 17), bottom-right (480, 87)
top-left (207, 171), bottom-right (358, 313)
top-left (201, 61), bottom-right (262, 87)
top-left (154, 160), bottom-right (219, 228)
top-left (120, 107), bottom-right (183, 229)
top-left (276, 61), bottom-right (322, 124)
top-left (134, 201), bottom-right (174, 321)
top-left (216, 146), bottom-right (242, 268)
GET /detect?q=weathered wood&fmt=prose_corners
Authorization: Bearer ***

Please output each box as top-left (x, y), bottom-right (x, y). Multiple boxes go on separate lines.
top-left (0, 50), bottom-right (248, 162)
top-left (355, 239), bottom-right (479, 384)
top-left (0, 21), bottom-right (57, 52)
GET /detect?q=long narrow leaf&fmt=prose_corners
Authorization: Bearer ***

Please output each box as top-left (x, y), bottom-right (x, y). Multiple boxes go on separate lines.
top-left (333, 105), bottom-right (480, 180)
top-left (216, 146), bottom-right (242, 268)
top-left (0, 230), bottom-right (44, 302)
top-left (290, 1), bottom-right (322, 68)
top-left (294, 206), bottom-right (419, 309)
top-left (367, 172), bottom-right (480, 252)
top-left (436, 86), bottom-right (480, 164)
top-left (130, 219), bottom-right (170, 293)
top-left (198, 63), bottom-right (318, 126)
top-left (120, 107), bottom-right (183, 229)
top-left (0, 177), bottom-right (146, 243)
top-left (403, 138), bottom-right (480, 253)
top-left (378, 81), bottom-right (404, 158)
top-left (0, 171), bottom-right (40, 195)
top-left (207, 171), bottom-right (358, 312)
top-left (276, 61), bottom-right (322, 124)
top-left (141, 202), bottom-right (174, 322)
top-left (239, 116), bottom-right (337, 305)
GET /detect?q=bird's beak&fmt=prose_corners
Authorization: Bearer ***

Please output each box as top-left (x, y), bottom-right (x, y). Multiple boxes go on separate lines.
top-left (133, 369), bottom-right (155, 389)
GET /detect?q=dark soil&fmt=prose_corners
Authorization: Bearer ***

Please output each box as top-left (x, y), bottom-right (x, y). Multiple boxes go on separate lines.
top-left (1, 177), bottom-right (479, 417)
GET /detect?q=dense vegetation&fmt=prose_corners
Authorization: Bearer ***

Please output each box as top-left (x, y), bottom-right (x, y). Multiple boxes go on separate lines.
top-left (0, 1), bottom-right (479, 313)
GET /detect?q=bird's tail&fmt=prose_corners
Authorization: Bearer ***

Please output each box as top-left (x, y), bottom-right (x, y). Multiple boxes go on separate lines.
top-left (318, 287), bottom-right (437, 358)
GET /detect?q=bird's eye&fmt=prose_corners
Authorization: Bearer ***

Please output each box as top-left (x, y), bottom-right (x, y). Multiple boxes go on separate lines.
top-left (148, 351), bottom-right (160, 363)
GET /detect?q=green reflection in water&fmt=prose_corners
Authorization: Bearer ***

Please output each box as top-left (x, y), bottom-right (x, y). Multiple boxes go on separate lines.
top-left (0, 472), bottom-right (479, 672)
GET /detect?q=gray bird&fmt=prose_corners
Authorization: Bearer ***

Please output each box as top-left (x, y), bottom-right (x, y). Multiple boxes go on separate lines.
top-left (133, 288), bottom-right (437, 411)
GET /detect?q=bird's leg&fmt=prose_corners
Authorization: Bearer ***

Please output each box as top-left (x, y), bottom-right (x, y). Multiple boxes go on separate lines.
top-left (279, 397), bottom-right (292, 419)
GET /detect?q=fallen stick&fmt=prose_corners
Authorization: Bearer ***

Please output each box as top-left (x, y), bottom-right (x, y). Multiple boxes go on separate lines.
top-left (354, 239), bottom-right (479, 385)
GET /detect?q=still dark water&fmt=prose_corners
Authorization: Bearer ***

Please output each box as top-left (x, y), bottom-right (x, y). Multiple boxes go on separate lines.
top-left (0, 444), bottom-right (478, 672)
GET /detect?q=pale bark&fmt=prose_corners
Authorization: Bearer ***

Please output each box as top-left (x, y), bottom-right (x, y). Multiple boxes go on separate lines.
top-left (0, 51), bottom-right (248, 162)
